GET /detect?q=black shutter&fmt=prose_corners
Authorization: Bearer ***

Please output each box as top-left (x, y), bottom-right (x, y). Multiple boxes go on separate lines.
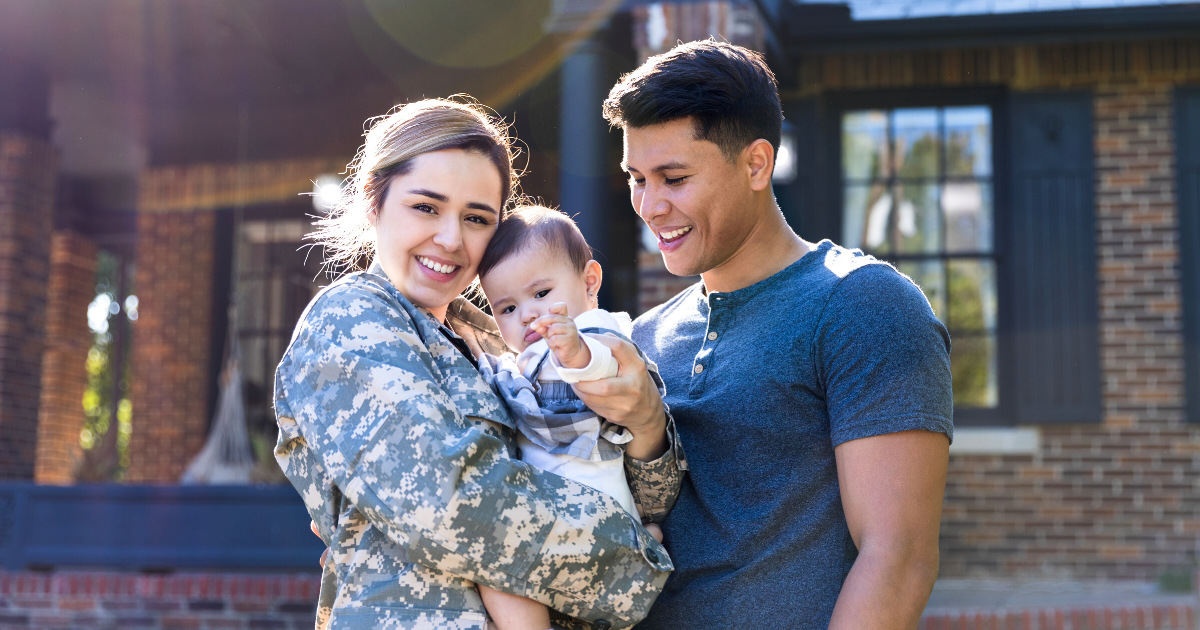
top-left (1006, 92), bottom-right (1101, 424)
top-left (1178, 88), bottom-right (1200, 424)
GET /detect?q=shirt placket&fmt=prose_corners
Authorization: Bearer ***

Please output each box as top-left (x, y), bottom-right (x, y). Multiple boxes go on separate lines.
top-left (690, 292), bottom-right (728, 397)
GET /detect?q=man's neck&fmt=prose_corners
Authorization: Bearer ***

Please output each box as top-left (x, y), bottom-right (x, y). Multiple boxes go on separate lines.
top-left (700, 204), bottom-right (811, 294)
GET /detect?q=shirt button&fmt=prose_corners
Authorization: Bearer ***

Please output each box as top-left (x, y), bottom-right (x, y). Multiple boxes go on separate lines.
top-left (594, 621), bottom-right (612, 630)
top-left (694, 364), bottom-right (704, 374)
top-left (707, 331), bottom-right (718, 341)
top-left (645, 547), bottom-right (660, 563)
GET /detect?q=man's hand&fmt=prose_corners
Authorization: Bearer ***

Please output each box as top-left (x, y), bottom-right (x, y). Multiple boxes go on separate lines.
top-left (571, 334), bottom-right (668, 462)
top-left (828, 430), bottom-right (948, 630)
top-left (530, 303), bottom-right (591, 369)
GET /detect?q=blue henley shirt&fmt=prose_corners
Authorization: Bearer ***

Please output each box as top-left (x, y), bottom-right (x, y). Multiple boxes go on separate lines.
top-left (632, 240), bottom-right (953, 629)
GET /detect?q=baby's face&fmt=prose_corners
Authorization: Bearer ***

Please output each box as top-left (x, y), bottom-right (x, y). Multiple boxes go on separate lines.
top-left (480, 244), bottom-right (594, 352)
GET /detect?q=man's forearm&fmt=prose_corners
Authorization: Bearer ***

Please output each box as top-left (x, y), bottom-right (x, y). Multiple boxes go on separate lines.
top-left (827, 546), bottom-right (939, 630)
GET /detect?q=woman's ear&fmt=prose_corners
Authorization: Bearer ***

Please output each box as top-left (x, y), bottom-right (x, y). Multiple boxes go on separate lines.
top-left (584, 260), bottom-right (603, 304)
top-left (366, 206), bottom-right (379, 227)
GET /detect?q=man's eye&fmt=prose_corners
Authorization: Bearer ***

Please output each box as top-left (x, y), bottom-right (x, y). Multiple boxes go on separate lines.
top-left (629, 177), bottom-right (645, 186)
top-left (665, 176), bottom-right (687, 185)
top-left (500, 305), bottom-right (515, 314)
top-left (535, 289), bottom-right (550, 299)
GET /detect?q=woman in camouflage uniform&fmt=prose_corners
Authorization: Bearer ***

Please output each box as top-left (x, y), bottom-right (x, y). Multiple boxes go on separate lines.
top-left (273, 99), bottom-right (686, 630)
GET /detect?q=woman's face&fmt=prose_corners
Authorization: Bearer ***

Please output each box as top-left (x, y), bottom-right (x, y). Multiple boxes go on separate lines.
top-left (370, 149), bottom-right (503, 321)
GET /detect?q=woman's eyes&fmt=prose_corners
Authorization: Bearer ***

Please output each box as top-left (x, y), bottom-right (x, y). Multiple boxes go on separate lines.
top-left (534, 289), bottom-right (550, 299)
top-left (412, 203), bottom-right (436, 214)
top-left (465, 215), bottom-right (491, 226)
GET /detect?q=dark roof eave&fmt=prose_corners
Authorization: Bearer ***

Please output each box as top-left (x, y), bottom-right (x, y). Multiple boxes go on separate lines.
top-left (783, 4), bottom-right (1200, 56)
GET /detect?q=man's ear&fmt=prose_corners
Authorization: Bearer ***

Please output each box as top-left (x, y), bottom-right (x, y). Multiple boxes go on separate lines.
top-left (744, 138), bottom-right (775, 192)
top-left (584, 260), bottom-right (603, 302)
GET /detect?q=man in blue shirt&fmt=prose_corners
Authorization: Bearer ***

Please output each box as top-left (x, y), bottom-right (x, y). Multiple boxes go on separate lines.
top-left (577, 40), bottom-right (953, 628)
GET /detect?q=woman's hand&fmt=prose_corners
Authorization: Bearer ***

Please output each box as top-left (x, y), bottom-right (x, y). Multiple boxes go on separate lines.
top-left (571, 334), bottom-right (668, 462)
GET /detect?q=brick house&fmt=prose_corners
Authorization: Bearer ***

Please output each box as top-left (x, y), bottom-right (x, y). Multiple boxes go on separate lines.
top-left (3, 0), bottom-right (1200, 627)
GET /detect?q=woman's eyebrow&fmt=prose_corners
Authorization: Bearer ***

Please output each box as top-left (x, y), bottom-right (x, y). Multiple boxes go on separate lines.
top-left (466, 202), bottom-right (497, 214)
top-left (407, 189), bottom-right (495, 214)
top-left (408, 189), bottom-right (448, 202)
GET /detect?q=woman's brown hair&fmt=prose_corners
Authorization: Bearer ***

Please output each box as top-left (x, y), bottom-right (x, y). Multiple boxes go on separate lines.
top-left (310, 97), bottom-right (518, 273)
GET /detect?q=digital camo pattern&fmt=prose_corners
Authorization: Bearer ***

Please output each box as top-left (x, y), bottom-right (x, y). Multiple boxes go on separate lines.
top-left (274, 263), bottom-right (686, 630)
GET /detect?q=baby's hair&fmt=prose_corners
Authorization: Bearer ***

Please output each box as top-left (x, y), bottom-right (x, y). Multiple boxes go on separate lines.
top-left (478, 205), bottom-right (592, 281)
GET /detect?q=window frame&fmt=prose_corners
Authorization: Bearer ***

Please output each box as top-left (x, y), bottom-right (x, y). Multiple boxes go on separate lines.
top-left (823, 87), bottom-right (1011, 427)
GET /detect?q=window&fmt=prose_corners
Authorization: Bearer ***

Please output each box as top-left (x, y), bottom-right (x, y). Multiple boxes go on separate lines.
top-left (235, 218), bottom-right (323, 474)
top-left (841, 106), bottom-right (997, 410)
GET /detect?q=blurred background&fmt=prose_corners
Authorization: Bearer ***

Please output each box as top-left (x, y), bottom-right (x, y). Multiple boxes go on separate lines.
top-left (1, 0), bottom-right (1199, 627)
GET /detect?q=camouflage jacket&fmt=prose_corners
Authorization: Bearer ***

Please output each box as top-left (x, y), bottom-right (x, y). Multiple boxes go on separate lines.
top-left (274, 263), bottom-right (687, 630)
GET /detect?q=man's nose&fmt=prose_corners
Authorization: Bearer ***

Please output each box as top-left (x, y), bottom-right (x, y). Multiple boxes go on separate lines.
top-left (636, 187), bottom-right (670, 223)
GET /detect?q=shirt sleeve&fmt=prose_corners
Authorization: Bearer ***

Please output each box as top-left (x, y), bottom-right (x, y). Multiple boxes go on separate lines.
top-left (552, 334), bottom-right (618, 383)
top-left (274, 285), bottom-right (672, 627)
top-left (814, 265), bottom-right (954, 448)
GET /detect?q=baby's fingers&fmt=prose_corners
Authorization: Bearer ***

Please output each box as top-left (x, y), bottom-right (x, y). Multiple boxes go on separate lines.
top-left (549, 302), bottom-right (569, 317)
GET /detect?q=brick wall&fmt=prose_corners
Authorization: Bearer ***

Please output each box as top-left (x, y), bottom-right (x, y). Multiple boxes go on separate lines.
top-left (794, 42), bottom-right (1199, 580)
top-left (0, 134), bottom-right (55, 480)
top-left (34, 231), bottom-right (98, 484)
top-left (125, 211), bottom-right (215, 483)
top-left (0, 571), bottom-right (320, 630)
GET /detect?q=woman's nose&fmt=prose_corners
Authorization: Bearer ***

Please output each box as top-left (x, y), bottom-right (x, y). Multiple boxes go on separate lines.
top-left (432, 216), bottom-right (463, 252)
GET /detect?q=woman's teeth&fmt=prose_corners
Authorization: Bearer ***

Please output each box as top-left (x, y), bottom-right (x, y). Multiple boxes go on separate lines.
top-left (659, 226), bottom-right (692, 241)
top-left (417, 256), bottom-right (458, 274)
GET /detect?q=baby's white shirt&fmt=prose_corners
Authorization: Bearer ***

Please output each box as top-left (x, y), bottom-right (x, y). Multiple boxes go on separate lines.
top-left (514, 309), bottom-right (633, 384)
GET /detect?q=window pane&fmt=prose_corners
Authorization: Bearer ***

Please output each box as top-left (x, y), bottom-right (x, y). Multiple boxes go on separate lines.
top-left (944, 106), bottom-right (992, 177)
top-left (893, 182), bottom-right (940, 254)
top-left (947, 259), bottom-right (997, 333)
top-left (951, 333), bottom-right (998, 408)
top-left (893, 108), bottom-right (939, 179)
top-left (898, 260), bottom-right (946, 320)
top-left (843, 182), bottom-right (890, 252)
top-left (842, 111), bottom-right (889, 181)
top-left (943, 182), bottom-right (993, 254)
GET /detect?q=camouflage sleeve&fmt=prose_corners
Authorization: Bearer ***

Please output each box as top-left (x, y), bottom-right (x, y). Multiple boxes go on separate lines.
top-left (625, 410), bottom-right (688, 524)
top-left (276, 285), bottom-right (672, 628)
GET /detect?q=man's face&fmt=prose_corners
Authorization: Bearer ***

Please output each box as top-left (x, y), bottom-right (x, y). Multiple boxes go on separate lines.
top-left (623, 118), bottom-right (758, 278)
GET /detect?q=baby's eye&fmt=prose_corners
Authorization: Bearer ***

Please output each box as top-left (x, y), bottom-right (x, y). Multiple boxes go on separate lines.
top-left (534, 289), bottom-right (550, 299)
top-left (500, 305), bottom-right (515, 315)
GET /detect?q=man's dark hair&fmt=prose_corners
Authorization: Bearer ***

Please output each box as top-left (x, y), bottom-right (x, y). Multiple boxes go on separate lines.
top-left (602, 39), bottom-right (782, 162)
top-left (478, 205), bottom-right (592, 281)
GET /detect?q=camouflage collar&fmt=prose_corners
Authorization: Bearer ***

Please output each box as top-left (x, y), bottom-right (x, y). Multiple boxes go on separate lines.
top-left (365, 257), bottom-right (511, 358)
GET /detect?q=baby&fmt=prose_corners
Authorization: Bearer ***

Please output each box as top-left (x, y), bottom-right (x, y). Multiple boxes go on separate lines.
top-left (475, 205), bottom-right (665, 630)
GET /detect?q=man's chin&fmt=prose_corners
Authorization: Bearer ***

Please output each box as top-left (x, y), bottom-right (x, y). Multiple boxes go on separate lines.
top-left (661, 253), bottom-right (703, 278)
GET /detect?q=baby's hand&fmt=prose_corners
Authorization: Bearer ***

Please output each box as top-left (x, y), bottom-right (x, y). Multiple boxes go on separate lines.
top-left (531, 303), bottom-right (592, 369)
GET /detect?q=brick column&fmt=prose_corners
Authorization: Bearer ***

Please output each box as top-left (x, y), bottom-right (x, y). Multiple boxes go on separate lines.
top-left (34, 231), bottom-right (98, 483)
top-left (125, 210), bottom-right (214, 483)
top-left (0, 133), bottom-right (55, 480)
